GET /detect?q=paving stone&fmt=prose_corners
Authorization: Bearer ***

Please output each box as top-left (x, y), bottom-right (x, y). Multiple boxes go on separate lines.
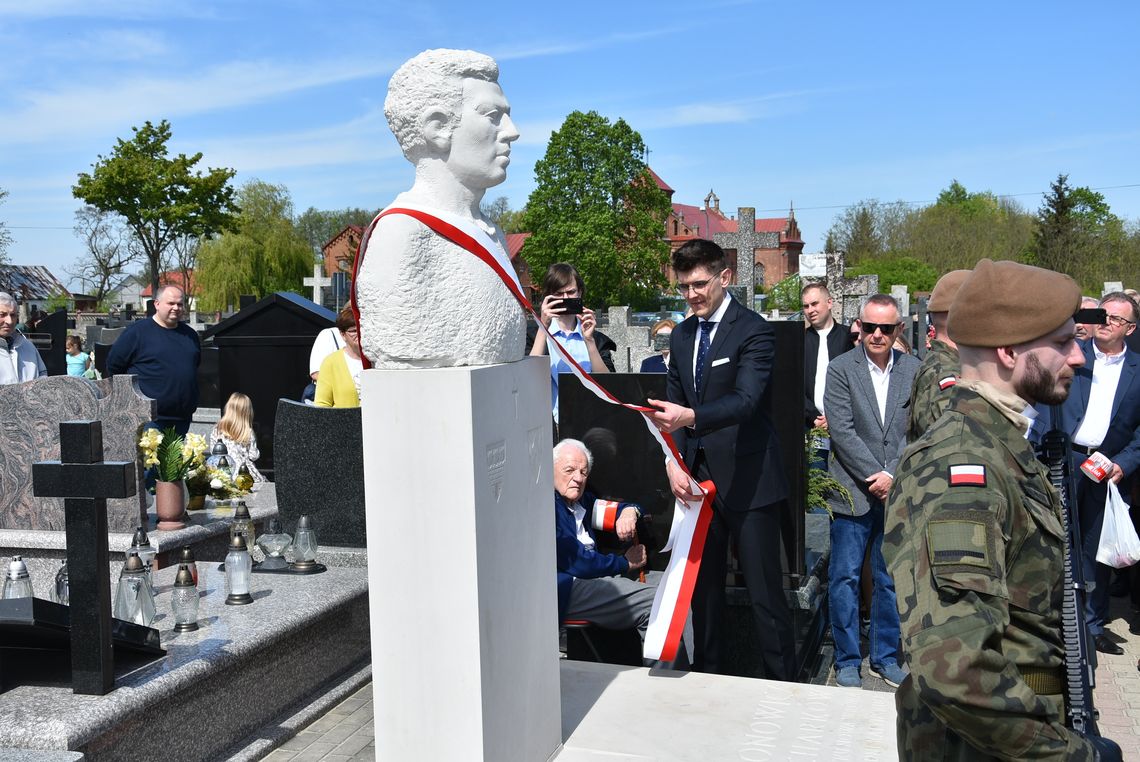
top-left (331, 732), bottom-right (373, 757)
top-left (291, 742), bottom-right (338, 762)
top-left (278, 731), bottom-right (322, 752)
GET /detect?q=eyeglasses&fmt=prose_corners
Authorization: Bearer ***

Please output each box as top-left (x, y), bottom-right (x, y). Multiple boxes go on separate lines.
top-left (1105, 315), bottom-right (1135, 327)
top-left (675, 270), bottom-right (726, 296)
top-left (860, 322), bottom-right (899, 336)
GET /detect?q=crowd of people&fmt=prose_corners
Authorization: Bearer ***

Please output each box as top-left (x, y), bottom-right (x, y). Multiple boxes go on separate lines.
top-left (5, 237), bottom-right (1137, 758)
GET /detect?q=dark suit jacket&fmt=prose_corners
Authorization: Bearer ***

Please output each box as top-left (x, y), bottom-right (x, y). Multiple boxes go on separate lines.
top-left (666, 297), bottom-right (786, 511)
top-left (554, 489), bottom-right (630, 618)
top-left (824, 345), bottom-right (920, 517)
top-left (640, 354), bottom-right (668, 373)
top-left (805, 322), bottom-right (855, 425)
top-left (1057, 339), bottom-right (1140, 486)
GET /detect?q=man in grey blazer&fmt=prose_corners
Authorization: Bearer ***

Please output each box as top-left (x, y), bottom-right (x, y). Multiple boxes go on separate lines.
top-left (823, 294), bottom-right (920, 689)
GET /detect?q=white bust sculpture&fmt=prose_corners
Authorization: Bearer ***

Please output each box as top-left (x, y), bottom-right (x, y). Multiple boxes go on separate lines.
top-left (355, 49), bottom-right (526, 368)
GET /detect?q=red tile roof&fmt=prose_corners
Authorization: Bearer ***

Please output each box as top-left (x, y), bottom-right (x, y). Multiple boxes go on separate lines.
top-left (505, 232), bottom-right (531, 259)
top-left (321, 225), bottom-right (364, 253)
top-left (140, 270), bottom-right (194, 297)
top-left (671, 204), bottom-right (791, 238)
top-left (646, 167), bottom-right (674, 194)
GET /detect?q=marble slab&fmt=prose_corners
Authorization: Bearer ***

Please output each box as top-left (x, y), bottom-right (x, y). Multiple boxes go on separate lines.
top-left (0, 375), bottom-right (155, 533)
top-left (0, 561), bottom-right (370, 760)
top-left (558, 661), bottom-right (898, 761)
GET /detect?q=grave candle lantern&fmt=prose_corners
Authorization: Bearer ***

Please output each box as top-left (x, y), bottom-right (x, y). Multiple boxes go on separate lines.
top-left (291, 515), bottom-right (319, 572)
top-left (52, 559), bottom-right (69, 605)
top-left (131, 526), bottom-right (156, 588)
top-left (224, 534), bottom-right (254, 605)
top-left (171, 563), bottom-right (200, 632)
top-left (206, 440), bottom-right (233, 478)
top-left (2, 556), bottom-right (34, 600)
top-left (113, 553), bottom-right (156, 626)
top-left (178, 546), bottom-right (198, 586)
top-left (230, 500), bottom-right (255, 553)
top-left (256, 517), bottom-right (292, 571)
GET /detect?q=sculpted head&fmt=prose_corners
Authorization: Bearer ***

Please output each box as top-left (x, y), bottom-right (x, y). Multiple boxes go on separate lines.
top-left (385, 49), bottom-right (519, 190)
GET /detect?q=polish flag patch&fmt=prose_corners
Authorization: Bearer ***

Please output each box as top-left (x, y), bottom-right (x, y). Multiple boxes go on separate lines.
top-left (592, 499), bottom-right (620, 532)
top-left (948, 465), bottom-right (986, 487)
top-left (938, 376), bottom-right (957, 390)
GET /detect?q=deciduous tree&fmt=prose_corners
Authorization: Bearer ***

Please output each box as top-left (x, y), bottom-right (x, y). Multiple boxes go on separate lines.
top-left (522, 111), bottom-right (672, 308)
top-left (73, 120), bottom-right (238, 294)
top-left (0, 188), bottom-right (12, 278)
top-left (66, 206), bottom-right (142, 303)
top-left (195, 180), bottom-right (314, 311)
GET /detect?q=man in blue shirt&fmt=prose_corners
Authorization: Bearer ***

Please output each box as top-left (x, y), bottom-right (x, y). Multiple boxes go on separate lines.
top-left (108, 285), bottom-right (200, 436)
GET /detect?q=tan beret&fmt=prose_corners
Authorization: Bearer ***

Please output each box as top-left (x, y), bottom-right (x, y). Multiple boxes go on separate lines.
top-left (927, 269), bottom-right (971, 312)
top-left (947, 260), bottom-right (1081, 347)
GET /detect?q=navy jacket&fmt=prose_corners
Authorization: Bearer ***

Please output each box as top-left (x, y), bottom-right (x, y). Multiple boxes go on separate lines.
top-left (639, 354), bottom-right (667, 373)
top-left (107, 318), bottom-right (201, 422)
top-left (666, 297), bottom-right (787, 510)
top-left (1056, 339), bottom-right (1140, 486)
top-left (555, 489), bottom-right (629, 619)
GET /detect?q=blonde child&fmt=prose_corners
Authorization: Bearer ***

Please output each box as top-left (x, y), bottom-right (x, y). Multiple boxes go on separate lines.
top-left (210, 392), bottom-right (266, 483)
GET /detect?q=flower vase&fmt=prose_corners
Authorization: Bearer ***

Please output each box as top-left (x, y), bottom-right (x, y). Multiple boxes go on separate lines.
top-left (155, 479), bottom-right (188, 530)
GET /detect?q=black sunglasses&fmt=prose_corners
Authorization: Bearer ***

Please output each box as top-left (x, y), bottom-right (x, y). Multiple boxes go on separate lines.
top-left (860, 322), bottom-right (898, 335)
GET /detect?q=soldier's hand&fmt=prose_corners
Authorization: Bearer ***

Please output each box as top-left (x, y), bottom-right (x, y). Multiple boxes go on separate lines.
top-left (615, 507), bottom-right (638, 542)
top-left (624, 544), bottom-right (647, 571)
top-left (1086, 734), bottom-right (1122, 762)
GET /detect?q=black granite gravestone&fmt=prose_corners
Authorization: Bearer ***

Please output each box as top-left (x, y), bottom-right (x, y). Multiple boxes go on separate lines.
top-left (30, 420), bottom-right (149, 695)
top-left (273, 400), bottom-right (364, 547)
top-left (204, 293), bottom-right (336, 479)
top-left (27, 308), bottom-right (67, 376)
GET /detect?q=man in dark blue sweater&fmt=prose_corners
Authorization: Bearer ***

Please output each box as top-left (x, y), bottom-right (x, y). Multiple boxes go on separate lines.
top-left (108, 285), bottom-right (200, 436)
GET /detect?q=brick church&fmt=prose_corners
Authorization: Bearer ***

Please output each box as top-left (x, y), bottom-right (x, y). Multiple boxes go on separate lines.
top-left (649, 168), bottom-right (803, 289)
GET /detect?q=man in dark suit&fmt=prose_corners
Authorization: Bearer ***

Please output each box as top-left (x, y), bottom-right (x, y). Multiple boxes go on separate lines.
top-left (802, 282), bottom-right (855, 432)
top-left (647, 239), bottom-right (795, 680)
top-left (1055, 291), bottom-right (1140, 656)
top-left (824, 294), bottom-right (920, 689)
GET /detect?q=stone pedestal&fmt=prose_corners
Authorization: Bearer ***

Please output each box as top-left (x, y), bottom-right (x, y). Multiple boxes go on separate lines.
top-left (360, 357), bottom-right (561, 762)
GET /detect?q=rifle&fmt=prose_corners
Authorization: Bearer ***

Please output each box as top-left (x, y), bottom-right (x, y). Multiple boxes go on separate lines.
top-left (1039, 417), bottom-right (1099, 737)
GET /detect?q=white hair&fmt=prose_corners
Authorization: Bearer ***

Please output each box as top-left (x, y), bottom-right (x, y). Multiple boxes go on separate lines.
top-left (384, 48), bottom-right (499, 162)
top-left (553, 438), bottom-right (593, 472)
top-left (0, 292), bottom-right (15, 310)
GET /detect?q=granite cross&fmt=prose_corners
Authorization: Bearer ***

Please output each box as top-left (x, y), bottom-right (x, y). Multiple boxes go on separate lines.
top-left (32, 420), bottom-right (136, 695)
top-left (304, 264), bottom-right (332, 306)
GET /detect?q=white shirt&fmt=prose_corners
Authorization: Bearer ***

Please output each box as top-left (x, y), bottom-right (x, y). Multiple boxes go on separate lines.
top-left (1073, 345), bottom-right (1127, 448)
top-left (309, 327), bottom-right (343, 376)
top-left (0, 333), bottom-right (47, 385)
top-left (813, 322), bottom-right (834, 415)
top-left (866, 351), bottom-right (895, 426)
top-left (345, 352), bottom-right (364, 400)
top-left (567, 500), bottom-right (594, 550)
top-left (691, 293), bottom-right (733, 380)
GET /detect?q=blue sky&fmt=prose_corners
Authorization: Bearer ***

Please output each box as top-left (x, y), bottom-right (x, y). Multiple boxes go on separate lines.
top-left (2, 0), bottom-right (1139, 292)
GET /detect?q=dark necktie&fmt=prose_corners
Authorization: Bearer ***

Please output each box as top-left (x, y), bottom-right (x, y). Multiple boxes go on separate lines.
top-left (694, 320), bottom-right (715, 394)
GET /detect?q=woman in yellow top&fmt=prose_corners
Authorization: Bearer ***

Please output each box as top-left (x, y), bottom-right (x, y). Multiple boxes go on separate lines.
top-left (315, 309), bottom-right (363, 408)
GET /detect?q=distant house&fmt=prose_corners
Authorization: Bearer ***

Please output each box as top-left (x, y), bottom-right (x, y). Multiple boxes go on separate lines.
top-left (322, 225), bottom-right (364, 277)
top-left (140, 270), bottom-right (198, 310)
top-left (105, 274), bottom-right (146, 312)
top-left (0, 265), bottom-right (70, 311)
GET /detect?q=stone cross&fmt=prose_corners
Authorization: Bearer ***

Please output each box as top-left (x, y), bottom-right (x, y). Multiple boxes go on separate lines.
top-left (1104, 281), bottom-right (1123, 297)
top-left (304, 264), bottom-right (333, 306)
top-left (32, 420), bottom-right (136, 695)
top-left (712, 207), bottom-right (780, 292)
top-left (825, 251), bottom-right (879, 325)
top-left (890, 285), bottom-right (910, 320)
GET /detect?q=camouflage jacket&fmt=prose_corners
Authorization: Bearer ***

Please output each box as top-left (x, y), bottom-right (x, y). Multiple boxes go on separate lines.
top-left (884, 383), bottom-right (1095, 761)
top-left (906, 339), bottom-right (960, 443)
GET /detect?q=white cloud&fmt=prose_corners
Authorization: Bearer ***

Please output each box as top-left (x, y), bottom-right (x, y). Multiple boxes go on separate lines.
top-left (0, 57), bottom-right (398, 144)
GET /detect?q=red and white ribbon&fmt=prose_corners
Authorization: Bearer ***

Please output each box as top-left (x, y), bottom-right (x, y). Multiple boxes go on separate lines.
top-left (351, 204), bottom-right (714, 662)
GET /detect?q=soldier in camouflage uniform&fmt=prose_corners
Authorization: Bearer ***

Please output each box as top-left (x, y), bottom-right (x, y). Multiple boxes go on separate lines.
top-left (884, 259), bottom-right (1121, 761)
top-left (906, 270), bottom-right (969, 443)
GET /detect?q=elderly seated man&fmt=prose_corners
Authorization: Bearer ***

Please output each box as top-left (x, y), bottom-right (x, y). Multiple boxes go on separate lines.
top-left (554, 438), bottom-right (687, 668)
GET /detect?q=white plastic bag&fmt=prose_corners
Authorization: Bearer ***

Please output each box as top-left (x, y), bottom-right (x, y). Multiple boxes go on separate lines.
top-left (1096, 480), bottom-right (1140, 568)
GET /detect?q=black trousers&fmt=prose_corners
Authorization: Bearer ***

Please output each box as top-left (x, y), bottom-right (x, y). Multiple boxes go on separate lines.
top-left (690, 453), bottom-right (797, 680)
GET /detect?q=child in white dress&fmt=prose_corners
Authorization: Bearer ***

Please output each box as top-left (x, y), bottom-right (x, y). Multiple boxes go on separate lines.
top-left (210, 392), bottom-right (266, 483)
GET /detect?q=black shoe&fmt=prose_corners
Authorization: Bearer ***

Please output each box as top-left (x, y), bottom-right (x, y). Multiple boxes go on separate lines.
top-left (1094, 634), bottom-right (1125, 656)
top-left (1109, 575), bottom-right (1130, 598)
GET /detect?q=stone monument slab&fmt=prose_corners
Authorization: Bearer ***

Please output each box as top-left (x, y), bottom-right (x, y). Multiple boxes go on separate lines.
top-left (360, 358), bottom-right (560, 762)
top-left (273, 400), bottom-right (365, 547)
top-left (0, 375), bottom-right (154, 532)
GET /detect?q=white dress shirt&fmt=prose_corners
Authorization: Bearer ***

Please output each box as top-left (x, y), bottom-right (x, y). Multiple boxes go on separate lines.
top-left (813, 322), bottom-right (834, 416)
top-left (567, 500), bottom-right (594, 550)
top-left (1073, 345), bottom-right (1127, 448)
top-left (691, 293), bottom-right (733, 380)
top-left (866, 351), bottom-right (895, 426)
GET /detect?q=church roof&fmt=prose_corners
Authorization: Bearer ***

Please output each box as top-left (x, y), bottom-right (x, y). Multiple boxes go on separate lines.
top-left (505, 232), bottom-right (531, 260)
top-left (646, 167), bottom-right (674, 195)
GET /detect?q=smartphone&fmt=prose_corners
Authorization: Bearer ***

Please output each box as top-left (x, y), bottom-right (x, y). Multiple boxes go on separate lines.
top-left (558, 297), bottom-right (584, 315)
